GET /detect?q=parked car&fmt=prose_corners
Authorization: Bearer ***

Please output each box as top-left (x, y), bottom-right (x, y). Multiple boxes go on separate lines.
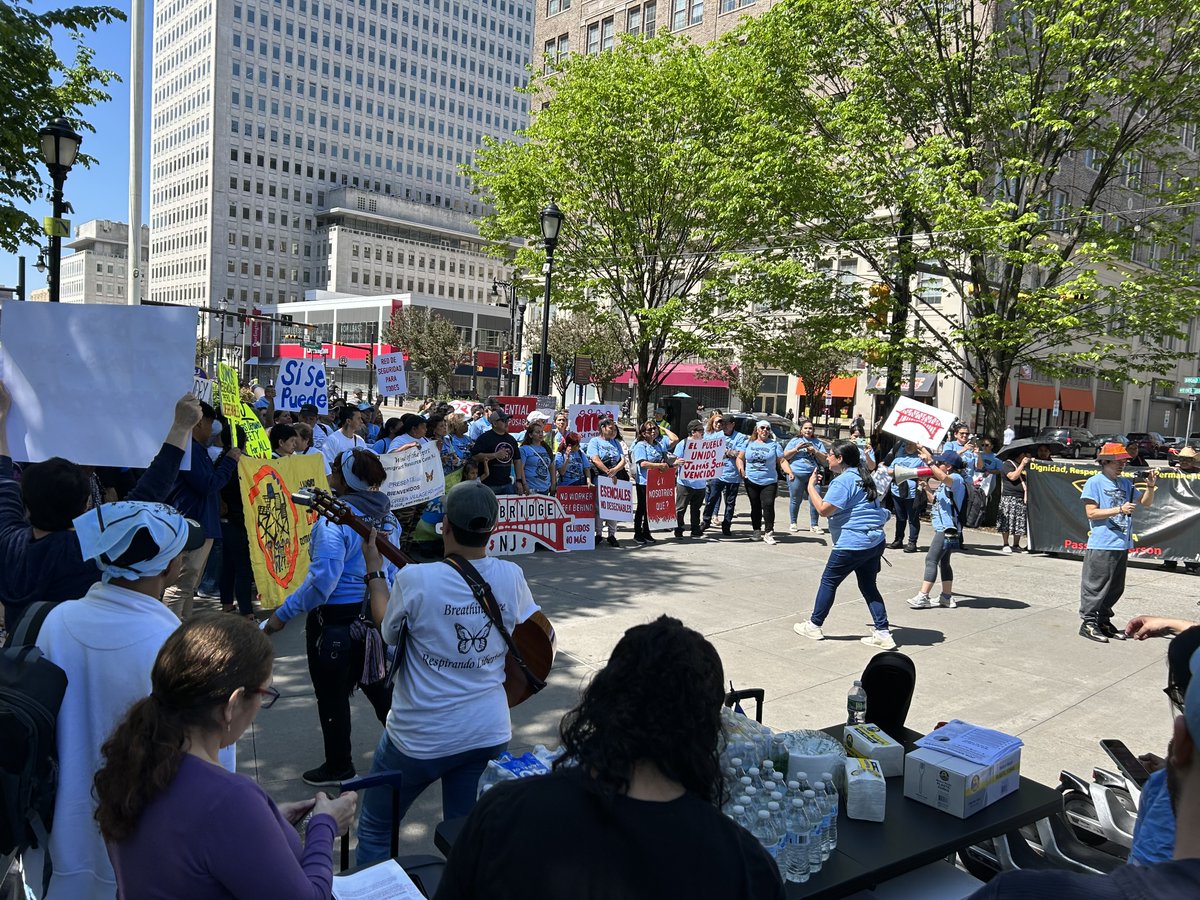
top-left (1126, 431), bottom-right (1169, 459)
top-left (1092, 433), bottom-right (1129, 449)
top-left (730, 412), bottom-right (803, 446)
top-left (1033, 426), bottom-right (1101, 459)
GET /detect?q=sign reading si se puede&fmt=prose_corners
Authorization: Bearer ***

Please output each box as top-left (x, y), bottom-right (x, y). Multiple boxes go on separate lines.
top-left (275, 359), bottom-right (329, 413)
top-left (374, 351), bottom-right (408, 397)
top-left (881, 396), bottom-right (957, 451)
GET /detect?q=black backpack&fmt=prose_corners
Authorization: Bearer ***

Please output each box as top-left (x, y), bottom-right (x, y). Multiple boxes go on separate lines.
top-left (0, 602), bottom-right (67, 895)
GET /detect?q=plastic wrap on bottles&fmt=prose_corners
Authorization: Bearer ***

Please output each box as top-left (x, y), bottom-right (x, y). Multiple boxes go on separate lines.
top-left (779, 730), bottom-right (848, 794)
top-left (475, 748), bottom-right (560, 798)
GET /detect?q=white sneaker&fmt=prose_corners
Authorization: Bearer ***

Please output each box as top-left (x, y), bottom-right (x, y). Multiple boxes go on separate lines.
top-left (810, 524), bottom-right (824, 534)
top-left (906, 592), bottom-right (933, 609)
top-left (793, 620), bottom-right (825, 641)
top-left (763, 532), bottom-right (778, 546)
top-left (939, 593), bottom-right (957, 609)
top-left (1001, 545), bottom-right (1013, 554)
top-left (751, 529), bottom-right (761, 541)
top-left (861, 630), bottom-right (897, 650)
top-left (789, 523), bottom-right (799, 533)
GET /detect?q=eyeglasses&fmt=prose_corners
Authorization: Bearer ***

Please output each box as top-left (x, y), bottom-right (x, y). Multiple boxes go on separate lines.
top-left (249, 686), bottom-right (281, 709)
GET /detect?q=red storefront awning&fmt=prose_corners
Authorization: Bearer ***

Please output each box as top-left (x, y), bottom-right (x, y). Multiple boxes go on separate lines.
top-left (1058, 387), bottom-right (1096, 413)
top-left (1017, 382), bottom-right (1057, 410)
top-left (617, 363), bottom-right (728, 388)
top-left (796, 375), bottom-right (859, 398)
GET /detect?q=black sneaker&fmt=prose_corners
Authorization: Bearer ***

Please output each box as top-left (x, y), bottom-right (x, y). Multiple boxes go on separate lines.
top-left (633, 534), bottom-right (648, 544)
top-left (904, 543), bottom-right (918, 553)
top-left (302, 763), bottom-right (355, 787)
top-left (1099, 621), bottom-right (1127, 641)
top-left (887, 540), bottom-right (904, 549)
top-left (606, 534), bottom-right (619, 548)
top-left (674, 528), bottom-right (684, 539)
top-left (721, 524), bottom-right (732, 537)
top-left (643, 532), bottom-right (657, 543)
top-left (1078, 622), bottom-right (1109, 643)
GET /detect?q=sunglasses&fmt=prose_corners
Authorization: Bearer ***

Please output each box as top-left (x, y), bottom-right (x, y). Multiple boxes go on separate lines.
top-left (249, 686), bottom-right (281, 709)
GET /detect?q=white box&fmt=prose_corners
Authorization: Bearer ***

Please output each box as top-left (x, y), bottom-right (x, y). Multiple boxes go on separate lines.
top-left (843, 724), bottom-right (905, 777)
top-left (902, 746), bottom-right (1021, 818)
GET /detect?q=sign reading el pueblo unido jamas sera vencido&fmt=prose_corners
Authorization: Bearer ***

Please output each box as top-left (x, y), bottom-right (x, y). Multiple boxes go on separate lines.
top-left (1027, 459), bottom-right (1200, 562)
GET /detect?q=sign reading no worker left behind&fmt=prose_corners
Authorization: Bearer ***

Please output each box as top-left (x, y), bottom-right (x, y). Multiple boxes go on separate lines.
top-left (881, 396), bottom-right (957, 451)
top-left (0, 302), bottom-right (196, 468)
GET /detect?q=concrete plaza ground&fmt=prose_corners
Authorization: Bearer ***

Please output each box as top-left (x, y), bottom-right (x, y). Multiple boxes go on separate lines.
top-left (235, 491), bottom-right (1195, 860)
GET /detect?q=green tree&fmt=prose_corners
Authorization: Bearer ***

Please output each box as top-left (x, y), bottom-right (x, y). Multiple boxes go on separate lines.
top-left (580, 314), bottom-right (628, 404)
top-left (382, 306), bottom-right (469, 398)
top-left (696, 357), bottom-right (763, 412)
top-left (0, 0), bottom-right (123, 252)
top-left (546, 311), bottom-right (592, 405)
top-left (470, 33), bottom-right (821, 423)
top-left (734, 0), bottom-right (1200, 436)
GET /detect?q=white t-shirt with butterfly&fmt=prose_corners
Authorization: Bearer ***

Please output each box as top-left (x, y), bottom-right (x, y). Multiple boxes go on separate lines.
top-left (381, 556), bottom-right (540, 759)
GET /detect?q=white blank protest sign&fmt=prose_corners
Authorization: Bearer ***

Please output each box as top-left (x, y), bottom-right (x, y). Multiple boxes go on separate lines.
top-left (0, 302), bottom-right (197, 468)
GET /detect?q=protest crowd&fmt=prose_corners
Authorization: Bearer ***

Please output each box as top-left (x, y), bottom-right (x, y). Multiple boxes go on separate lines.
top-left (4, 345), bottom-right (1200, 900)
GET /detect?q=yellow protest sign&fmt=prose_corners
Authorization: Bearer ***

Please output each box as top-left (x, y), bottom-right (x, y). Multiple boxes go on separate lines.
top-left (217, 363), bottom-right (241, 420)
top-left (238, 453), bottom-right (328, 609)
top-left (237, 402), bottom-right (273, 458)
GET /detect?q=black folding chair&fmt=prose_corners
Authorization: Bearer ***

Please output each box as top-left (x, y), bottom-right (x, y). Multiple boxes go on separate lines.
top-left (338, 769), bottom-right (405, 872)
top-left (860, 651), bottom-right (916, 740)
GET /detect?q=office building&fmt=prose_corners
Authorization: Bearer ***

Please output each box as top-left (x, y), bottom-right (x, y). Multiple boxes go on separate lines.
top-left (54, 220), bottom-right (151, 305)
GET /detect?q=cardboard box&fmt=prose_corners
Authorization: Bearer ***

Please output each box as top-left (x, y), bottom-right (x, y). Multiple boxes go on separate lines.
top-left (844, 724), bottom-right (905, 777)
top-left (902, 745), bottom-right (1021, 818)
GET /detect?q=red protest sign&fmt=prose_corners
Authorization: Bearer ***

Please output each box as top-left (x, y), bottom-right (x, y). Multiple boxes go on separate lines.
top-left (496, 395), bottom-right (537, 431)
top-left (647, 467), bottom-right (677, 531)
top-left (554, 485), bottom-right (597, 552)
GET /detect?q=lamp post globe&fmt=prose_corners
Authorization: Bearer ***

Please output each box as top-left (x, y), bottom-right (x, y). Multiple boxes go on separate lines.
top-left (537, 201), bottom-right (564, 396)
top-left (37, 116), bottom-right (82, 304)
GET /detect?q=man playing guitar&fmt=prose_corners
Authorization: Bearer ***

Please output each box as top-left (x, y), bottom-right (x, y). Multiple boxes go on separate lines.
top-left (354, 480), bottom-right (543, 866)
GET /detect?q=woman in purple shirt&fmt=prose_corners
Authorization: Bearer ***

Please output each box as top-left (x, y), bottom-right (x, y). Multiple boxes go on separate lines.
top-left (94, 614), bottom-right (358, 899)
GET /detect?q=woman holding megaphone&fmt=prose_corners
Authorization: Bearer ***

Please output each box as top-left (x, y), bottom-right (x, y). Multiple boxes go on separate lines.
top-left (793, 440), bottom-right (896, 650)
top-left (906, 447), bottom-right (967, 610)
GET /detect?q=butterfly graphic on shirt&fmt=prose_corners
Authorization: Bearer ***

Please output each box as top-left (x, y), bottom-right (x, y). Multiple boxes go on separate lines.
top-left (455, 620), bottom-right (492, 654)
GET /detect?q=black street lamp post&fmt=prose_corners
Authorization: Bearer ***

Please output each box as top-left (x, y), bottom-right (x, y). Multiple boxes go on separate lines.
top-left (492, 273), bottom-right (528, 394)
top-left (537, 201), bottom-right (563, 397)
top-left (37, 116), bottom-right (82, 304)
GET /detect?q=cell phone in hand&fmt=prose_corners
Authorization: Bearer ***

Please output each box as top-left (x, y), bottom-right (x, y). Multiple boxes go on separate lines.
top-left (1100, 739), bottom-right (1151, 787)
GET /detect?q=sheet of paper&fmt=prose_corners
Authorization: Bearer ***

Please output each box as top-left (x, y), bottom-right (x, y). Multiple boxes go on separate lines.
top-left (0, 302), bottom-right (197, 468)
top-left (915, 720), bottom-right (1023, 765)
top-left (880, 396), bottom-right (956, 450)
top-left (331, 859), bottom-right (424, 900)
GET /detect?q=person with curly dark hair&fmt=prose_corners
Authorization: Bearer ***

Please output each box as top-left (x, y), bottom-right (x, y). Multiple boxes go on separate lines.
top-left (95, 614), bottom-right (357, 898)
top-left (435, 616), bottom-right (785, 899)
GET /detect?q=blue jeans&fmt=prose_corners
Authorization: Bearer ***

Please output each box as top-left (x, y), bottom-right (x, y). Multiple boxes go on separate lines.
top-left (488, 483), bottom-right (516, 495)
top-left (809, 542), bottom-right (889, 631)
top-left (788, 474), bottom-right (821, 527)
top-left (355, 731), bottom-right (508, 866)
top-left (702, 480), bottom-right (739, 528)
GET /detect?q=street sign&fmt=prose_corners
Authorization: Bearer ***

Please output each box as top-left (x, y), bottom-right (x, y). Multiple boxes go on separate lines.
top-left (302, 341), bottom-right (323, 351)
top-left (338, 356), bottom-right (348, 367)
top-left (42, 217), bottom-right (70, 237)
top-left (1052, 399), bottom-right (1060, 417)
top-left (573, 354), bottom-right (593, 384)
top-left (1180, 386), bottom-right (1200, 395)
top-left (1185, 377), bottom-right (1200, 384)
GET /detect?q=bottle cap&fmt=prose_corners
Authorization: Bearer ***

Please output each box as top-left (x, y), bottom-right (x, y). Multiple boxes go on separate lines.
top-left (758, 810), bottom-right (770, 819)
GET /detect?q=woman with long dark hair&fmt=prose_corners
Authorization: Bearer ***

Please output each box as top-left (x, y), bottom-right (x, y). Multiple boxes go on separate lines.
top-left (372, 416), bottom-right (404, 454)
top-left (631, 420), bottom-right (674, 543)
top-left (435, 616), bottom-right (784, 898)
top-left (262, 448), bottom-right (398, 786)
top-left (95, 614), bottom-right (357, 898)
top-left (793, 440), bottom-right (896, 649)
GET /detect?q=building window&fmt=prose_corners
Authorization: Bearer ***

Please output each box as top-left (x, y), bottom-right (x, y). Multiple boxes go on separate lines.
top-left (600, 16), bottom-right (614, 51)
top-left (586, 21), bottom-right (599, 54)
top-left (627, 5), bottom-right (642, 33)
top-left (547, 0), bottom-right (571, 13)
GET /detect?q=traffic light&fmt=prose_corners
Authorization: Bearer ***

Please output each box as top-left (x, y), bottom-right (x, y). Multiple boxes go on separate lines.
top-left (366, 349), bottom-right (373, 368)
top-left (501, 351), bottom-right (511, 370)
top-left (865, 282), bottom-right (892, 331)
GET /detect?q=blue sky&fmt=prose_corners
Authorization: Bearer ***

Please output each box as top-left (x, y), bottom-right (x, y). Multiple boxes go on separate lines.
top-left (2, 0), bottom-right (152, 294)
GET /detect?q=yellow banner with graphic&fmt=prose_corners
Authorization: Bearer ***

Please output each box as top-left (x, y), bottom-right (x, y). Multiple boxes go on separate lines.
top-left (237, 402), bottom-right (273, 458)
top-left (217, 363), bottom-right (241, 420)
top-left (238, 454), bottom-right (328, 609)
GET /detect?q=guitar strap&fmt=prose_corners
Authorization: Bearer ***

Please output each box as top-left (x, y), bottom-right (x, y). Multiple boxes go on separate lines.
top-left (443, 554), bottom-right (547, 696)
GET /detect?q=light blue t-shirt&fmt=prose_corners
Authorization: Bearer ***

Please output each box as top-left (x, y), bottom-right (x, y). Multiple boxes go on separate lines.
top-left (586, 436), bottom-right (625, 472)
top-left (555, 449), bottom-right (589, 486)
top-left (943, 439), bottom-right (968, 455)
top-left (785, 436), bottom-right (826, 476)
top-left (467, 417), bottom-right (492, 441)
top-left (1130, 768), bottom-right (1174, 865)
top-left (931, 472), bottom-right (967, 533)
top-left (1082, 472), bottom-right (1141, 550)
top-left (718, 431), bottom-right (749, 484)
top-left (674, 439), bottom-right (708, 489)
top-left (889, 452), bottom-right (924, 497)
top-left (963, 450), bottom-right (1001, 481)
top-left (445, 433), bottom-right (474, 463)
top-left (519, 444), bottom-right (552, 493)
top-left (743, 440), bottom-right (784, 486)
top-left (823, 469), bottom-right (888, 550)
top-left (632, 436), bottom-right (670, 486)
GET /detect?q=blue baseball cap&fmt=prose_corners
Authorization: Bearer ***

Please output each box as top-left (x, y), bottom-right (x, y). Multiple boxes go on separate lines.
top-left (933, 450), bottom-right (962, 468)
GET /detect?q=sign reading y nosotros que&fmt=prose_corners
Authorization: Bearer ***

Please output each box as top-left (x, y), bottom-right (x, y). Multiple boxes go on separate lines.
top-left (495, 396), bottom-right (537, 431)
top-left (486, 493), bottom-right (574, 555)
top-left (238, 454), bottom-right (328, 609)
top-left (680, 433), bottom-right (725, 481)
top-left (275, 359), bottom-right (328, 413)
top-left (1027, 460), bottom-right (1200, 561)
top-left (881, 396), bottom-right (956, 450)
top-left (647, 467), bottom-right (677, 530)
top-left (554, 485), bottom-right (597, 552)
top-left (568, 404), bottom-right (621, 444)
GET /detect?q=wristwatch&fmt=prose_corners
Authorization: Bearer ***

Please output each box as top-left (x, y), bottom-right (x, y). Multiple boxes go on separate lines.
top-left (363, 571), bottom-right (386, 585)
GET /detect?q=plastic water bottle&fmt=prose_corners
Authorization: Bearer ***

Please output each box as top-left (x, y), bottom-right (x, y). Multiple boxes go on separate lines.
top-left (751, 809), bottom-right (783, 864)
top-left (786, 780), bottom-right (801, 803)
top-left (793, 771), bottom-right (812, 795)
top-left (761, 759), bottom-right (776, 782)
top-left (772, 734), bottom-right (789, 772)
top-left (748, 766), bottom-right (765, 792)
top-left (766, 801), bottom-right (788, 869)
top-left (804, 790), bottom-right (825, 874)
top-left (744, 785), bottom-right (759, 811)
top-left (820, 773), bottom-right (839, 853)
top-left (730, 803), bottom-right (747, 827)
top-left (812, 781), bottom-right (833, 861)
top-left (783, 797), bottom-right (811, 883)
top-left (847, 679), bottom-right (867, 725)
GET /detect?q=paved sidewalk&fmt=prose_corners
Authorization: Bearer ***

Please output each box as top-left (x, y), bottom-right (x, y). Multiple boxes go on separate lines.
top-left (238, 502), bottom-right (1192, 859)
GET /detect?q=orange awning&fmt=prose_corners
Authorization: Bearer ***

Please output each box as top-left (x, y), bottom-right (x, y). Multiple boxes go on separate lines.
top-left (1017, 382), bottom-right (1057, 410)
top-left (1058, 387), bottom-right (1096, 413)
top-left (796, 375), bottom-right (858, 398)
top-left (1004, 383), bottom-right (1012, 407)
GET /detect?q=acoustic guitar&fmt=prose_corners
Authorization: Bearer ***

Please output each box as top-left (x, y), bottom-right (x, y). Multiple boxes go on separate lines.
top-left (294, 487), bottom-right (556, 707)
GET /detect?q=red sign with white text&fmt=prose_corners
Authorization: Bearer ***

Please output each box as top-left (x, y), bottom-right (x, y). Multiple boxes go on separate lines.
top-left (647, 467), bottom-right (677, 531)
top-left (496, 395), bottom-right (537, 431)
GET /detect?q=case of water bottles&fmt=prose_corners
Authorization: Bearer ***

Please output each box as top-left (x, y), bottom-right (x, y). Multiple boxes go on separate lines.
top-left (475, 744), bottom-right (565, 798)
top-left (719, 708), bottom-right (844, 884)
